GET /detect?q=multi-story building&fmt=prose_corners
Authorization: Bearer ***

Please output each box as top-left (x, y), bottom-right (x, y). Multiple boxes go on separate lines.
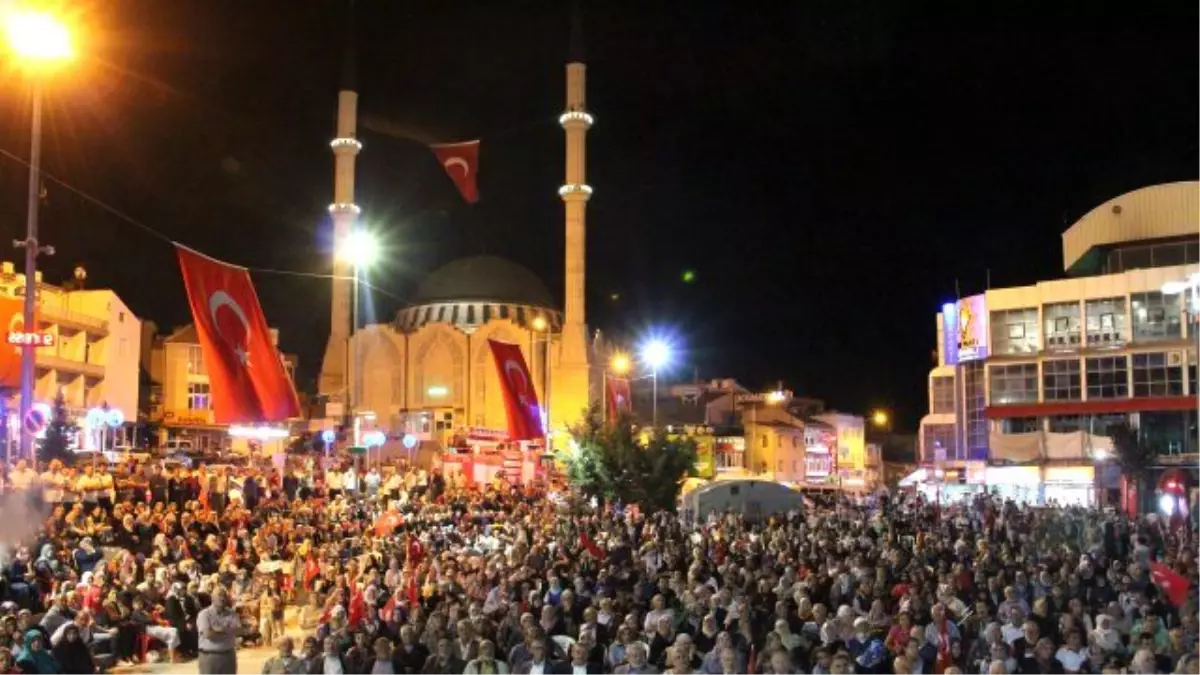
top-left (918, 181), bottom-right (1199, 509)
top-left (815, 412), bottom-right (869, 491)
top-left (0, 263), bottom-right (141, 451)
top-left (146, 324), bottom-right (298, 451)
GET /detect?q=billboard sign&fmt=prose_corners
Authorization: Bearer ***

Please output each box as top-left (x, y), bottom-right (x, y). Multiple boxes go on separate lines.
top-left (942, 294), bottom-right (989, 364)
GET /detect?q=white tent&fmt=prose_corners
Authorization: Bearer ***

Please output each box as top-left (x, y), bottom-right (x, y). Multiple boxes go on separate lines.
top-left (681, 479), bottom-right (805, 523)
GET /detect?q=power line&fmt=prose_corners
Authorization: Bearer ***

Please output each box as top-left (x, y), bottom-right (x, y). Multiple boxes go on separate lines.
top-left (0, 146), bottom-right (409, 303)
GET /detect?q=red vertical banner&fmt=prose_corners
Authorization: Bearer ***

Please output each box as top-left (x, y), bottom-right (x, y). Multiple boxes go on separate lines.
top-left (175, 246), bottom-right (300, 423)
top-left (0, 296), bottom-right (31, 388)
top-left (606, 376), bottom-right (631, 421)
top-left (487, 339), bottom-right (544, 441)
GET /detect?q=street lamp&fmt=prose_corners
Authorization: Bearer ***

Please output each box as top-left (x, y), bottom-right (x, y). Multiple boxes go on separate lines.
top-left (640, 339), bottom-right (671, 428)
top-left (336, 229), bottom-right (378, 441)
top-left (1163, 272), bottom-right (1200, 442)
top-left (870, 409), bottom-right (891, 431)
top-left (6, 8), bottom-right (74, 464)
top-left (528, 316), bottom-right (551, 440)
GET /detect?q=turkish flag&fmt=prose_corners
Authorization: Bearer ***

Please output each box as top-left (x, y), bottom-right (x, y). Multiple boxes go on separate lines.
top-left (606, 376), bottom-right (631, 421)
top-left (580, 531), bottom-right (607, 561)
top-left (430, 140), bottom-right (480, 204)
top-left (1149, 561), bottom-right (1190, 607)
top-left (488, 339), bottom-right (544, 441)
top-left (175, 245), bottom-right (300, 423)
top-left (374, 510), bottom-right (403, 537)
top-left (0, 296), bottom-right (30, 388)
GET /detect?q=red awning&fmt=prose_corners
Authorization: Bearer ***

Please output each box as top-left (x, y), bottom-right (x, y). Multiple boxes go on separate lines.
top-left (985, 396), bottom-right (1196, 419)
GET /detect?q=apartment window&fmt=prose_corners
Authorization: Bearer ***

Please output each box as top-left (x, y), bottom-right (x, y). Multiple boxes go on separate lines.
top-left (1131, 292), bottom-right (1182, 342)
top-left (1085, 356), bottom-right (1129, 399)
top-left (186, 382), bottom-right (211, 410)
top-left (1044, 302), bottom-right (1081, 349)
top-left (1140, 411), bottom-right (1188, 455)
top-left (1190, 360), bottom-right (1197, 395)
top-left (760, 435), bottom-right (768, 449)
top-left (1085, 297), bottom-right (1127, 346)
top-left (988, 363), bottom-right (1038, 404)
top-left (1131, 352), bottom-right (1184, 397)
top-left (931, 376), bottom-right (955, 414)
top-left (1042, 359), bottom-right (1082, 401)
top-left (922, 423), bottom-right (956, 463)
top-left (1049, 414), bottom-right (1127, 434)
top-left (1001, 417), bottom-right (1039, 434)
top-left (990, 308), bottom-right (1039, 355)
top-left (187, 345), bottom-right (206, 375)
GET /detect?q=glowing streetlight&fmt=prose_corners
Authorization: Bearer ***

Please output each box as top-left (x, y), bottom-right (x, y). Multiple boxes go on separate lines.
top-left (766, 390), bottom-right (787, 405)
top-left (871, 409), bottom-right (890, 429)
top-left (7, 8), bottom-right (75, 465)
top-left (5, 11), bottom-right (74, 63)
top-left (640, 338), bottom-right (673, 428)
top-left (531, 315), bottom-right (548, 332)
top-left (609, 352), bottom-right (631, 375)
top-left (336, 228), bottom-right (379, 441)
top-left (337, 229), bottom-right (379, 267)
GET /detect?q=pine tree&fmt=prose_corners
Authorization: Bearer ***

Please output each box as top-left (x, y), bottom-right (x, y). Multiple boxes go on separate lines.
top-left (40, 391), bottom-right (77, 466)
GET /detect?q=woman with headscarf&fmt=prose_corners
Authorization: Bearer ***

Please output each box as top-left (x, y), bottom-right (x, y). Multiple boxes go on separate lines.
top-left (50, 622), bottom-right (95, 674)
top-left (73, 537), bottom-right (102, 575)
top-left (166, 581), bottom-right (198, 658)
top-left (14, 630), bottom-right (58, 674)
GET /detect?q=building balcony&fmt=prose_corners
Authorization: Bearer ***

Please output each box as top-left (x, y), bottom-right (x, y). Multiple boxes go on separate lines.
top-left (38, 304), bottom-right (108, 334)
top-left (35, 352), bottom-right (104, 378)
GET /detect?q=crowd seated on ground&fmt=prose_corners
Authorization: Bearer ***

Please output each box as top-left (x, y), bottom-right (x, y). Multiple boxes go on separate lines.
top-left (0, 452), bottom-right (1196, 674)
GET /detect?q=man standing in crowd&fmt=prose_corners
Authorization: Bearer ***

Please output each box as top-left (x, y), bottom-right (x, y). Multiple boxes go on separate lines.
top-left (197, 586), bottom-right (239, 674)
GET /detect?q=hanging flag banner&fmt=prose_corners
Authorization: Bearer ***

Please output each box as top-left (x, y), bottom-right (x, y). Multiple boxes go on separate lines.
top-left (606, 376), bottom-right (631, 421)
top-left (487, 339), bottom-right (544, 441)
top-left (175, 246), bottom-right (300, 423)
top-left (0, 296), bottom-right (34, 388)
top-left (430, 140), bottom-right (480, 204)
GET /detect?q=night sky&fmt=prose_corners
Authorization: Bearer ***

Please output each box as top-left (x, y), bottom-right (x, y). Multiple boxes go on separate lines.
top-left (0, 0), bottom-right (1195, 430)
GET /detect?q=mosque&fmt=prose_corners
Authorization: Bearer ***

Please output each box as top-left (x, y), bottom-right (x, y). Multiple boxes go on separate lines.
top-left (317, 7), bottom-right (598, 452)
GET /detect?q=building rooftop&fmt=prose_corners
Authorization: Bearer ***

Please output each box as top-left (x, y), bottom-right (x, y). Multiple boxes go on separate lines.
top-left (1062, 181), bottom-right (1199, 274)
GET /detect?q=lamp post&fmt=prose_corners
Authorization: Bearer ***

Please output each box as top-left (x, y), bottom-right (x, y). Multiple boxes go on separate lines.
top-left (6, 10), bottom-right (73, 464)
top-left (1163, 272), bottom-right (1200, 453)
top-left (640, 339), bottom-right (671, 428)
top-left (337, 229), bottom-right (378, 446)
top-left (529, 316), bottom-right (551, 444)
top-left (870, 409), bottom-right (892, 433)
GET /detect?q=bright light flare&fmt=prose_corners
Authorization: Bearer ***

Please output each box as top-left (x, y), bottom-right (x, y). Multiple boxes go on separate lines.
top-left (5, 10), bottom-right (73, 62)
top-left (531, 316), bottom-right (548, 331)
top-left (766, 390), bottom-right (787, 405)
top-left (641, 339), bottom-right (671, 370)
top-left (871, 409), bottom-right (890, 428)
top-left (337, 230), bottom-right (379, 267)
top-left (609, 352), bottom-right (631, 375)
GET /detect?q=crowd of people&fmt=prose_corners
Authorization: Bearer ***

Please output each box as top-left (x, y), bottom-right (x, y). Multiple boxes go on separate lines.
top-left (0, 452), bottom-right (1196, 675)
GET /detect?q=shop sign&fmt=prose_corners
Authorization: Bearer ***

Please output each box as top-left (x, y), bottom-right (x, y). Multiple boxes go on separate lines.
top-left (7, 330), bottom-right (54, 347)
top-left (163, 411), bottom-right (211, 426)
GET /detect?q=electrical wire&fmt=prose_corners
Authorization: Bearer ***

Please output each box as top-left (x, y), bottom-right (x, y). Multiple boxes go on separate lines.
top-left (0, 146), bottom-right (410, 303)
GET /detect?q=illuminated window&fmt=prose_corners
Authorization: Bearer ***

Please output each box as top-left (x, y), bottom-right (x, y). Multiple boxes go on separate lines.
top-left (187, 345), bottom-right (206, 375)
top-left (990, 308), bottom-right (1038, 354)
top-left (1085, 297), bottom-right (1127, 345)
top-left (186, 382), bottom-right (211, 410)
top-left (1131, 292), bottom-right (1182, 342)
top-left (1043, 302), bottom-right (1082, 349)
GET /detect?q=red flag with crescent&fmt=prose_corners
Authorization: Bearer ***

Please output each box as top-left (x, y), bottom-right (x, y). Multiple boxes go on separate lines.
top-left (430, 140), bottom-right (480, 204)
top-left (1149, 561), bottom-right (1190, 607)
top-left (0, 296), bottom-right (38, 388)
top-left (175, 245), bottom-right (300, 423)
top-left (487, 339), bottom-right (544, 441)
top-left (606, 376), bottom-right (631, 421)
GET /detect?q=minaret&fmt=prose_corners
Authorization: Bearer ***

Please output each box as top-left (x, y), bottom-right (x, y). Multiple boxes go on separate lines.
top-left (552, 1), bottom-right (593, 432)
top-left (318, 2), bottom-right (362, 403)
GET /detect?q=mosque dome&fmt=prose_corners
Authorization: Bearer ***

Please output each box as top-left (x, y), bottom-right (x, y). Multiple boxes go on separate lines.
top-left (413, 256), bottom-right (555, 307)
top-left (397, 255), bottom-right (562, 333)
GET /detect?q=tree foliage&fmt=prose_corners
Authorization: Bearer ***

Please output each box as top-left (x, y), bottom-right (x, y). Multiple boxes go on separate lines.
top-left (558, 407), bottom-right (698, 512)
top-left (40, 391), bottom-right (78, 466)
top-left (1108, 421), bottom-right (1158, 475)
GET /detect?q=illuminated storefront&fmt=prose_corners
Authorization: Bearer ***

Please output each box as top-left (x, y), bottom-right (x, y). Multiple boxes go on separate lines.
top-left (1043, 465), bottom-right (1096, 506)
top-left (985, 465), bottom-right (1042, 505)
